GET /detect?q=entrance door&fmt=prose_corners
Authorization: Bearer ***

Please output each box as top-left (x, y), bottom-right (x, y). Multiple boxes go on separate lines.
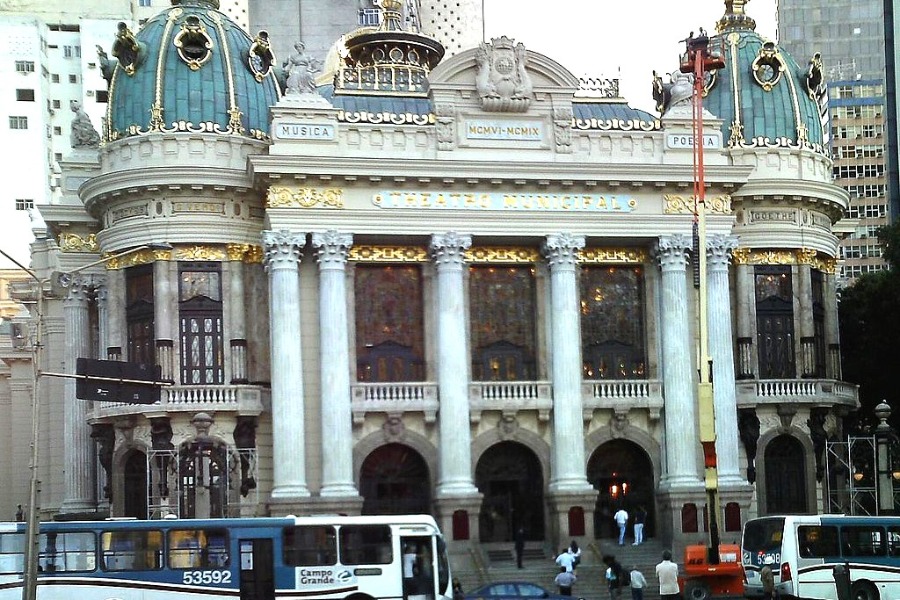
top-left (239, 538), bottom-right (274, 600)
top-left (764, 435), bottom-right (808, 514)
top-left (400, 535), bottom-right (435, 600)
top-left (475, 442), bottom-right (544, 542)
top-left (587, 439), bottom-right (655, 540)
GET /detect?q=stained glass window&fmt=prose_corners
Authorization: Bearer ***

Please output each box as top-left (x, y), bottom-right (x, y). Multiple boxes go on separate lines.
top-left (469, 265), bottom-right (536, 381)
top-left (755, 266), bottom-right (795, 378)
top-left (580, 266), bottom-right (646, 379)
top-left (178, 262), bottom-right (223, 385)
top-left (354, 265), bottom-right (425, 382)
top-left (126, 264), bottom-right (155, 365)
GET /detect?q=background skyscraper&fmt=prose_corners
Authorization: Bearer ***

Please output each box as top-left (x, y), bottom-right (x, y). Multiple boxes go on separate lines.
top-left (779, 0), bottom-right (893, 282)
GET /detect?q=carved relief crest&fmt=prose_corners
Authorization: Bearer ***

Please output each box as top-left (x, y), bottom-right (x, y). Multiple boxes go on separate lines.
top-left (474, 36), bottom-right (533, 112)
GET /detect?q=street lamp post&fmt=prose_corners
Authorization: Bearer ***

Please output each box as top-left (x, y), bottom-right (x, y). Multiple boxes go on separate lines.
top-left (874, 401), bottom-right (897, 515)
top-left (0, 243), bottom-right (168, 600)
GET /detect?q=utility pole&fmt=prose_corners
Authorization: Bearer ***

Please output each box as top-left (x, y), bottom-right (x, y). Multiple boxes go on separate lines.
top-left (680, 28), bottom-right (725, 565)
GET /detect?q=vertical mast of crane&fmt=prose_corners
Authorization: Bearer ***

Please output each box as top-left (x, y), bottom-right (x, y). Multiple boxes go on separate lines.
top-left (680, 28), bottom-right (725, 565)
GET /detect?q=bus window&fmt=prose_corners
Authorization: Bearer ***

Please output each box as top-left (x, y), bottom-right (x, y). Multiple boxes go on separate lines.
top-left (39, 532), bottom-right (96, 572)
top-left (101, 530), bottom-right (163, 571)
top-left (889, 527), bottom-right (900, 557)
top-left (0, 533), bottom-right (25, 574)
top-left (797, 525), bottom-right (839, 558)
top-left (742, 517), bottom-right (785, 568)
top-left (841, 526), bottom-right (885, 557)
top-left (168, 529), bottom-right (229, 569)
top-left (283, 526), bottom-right (336, 566)
top-left (339, 525), bottom-right (392, 565)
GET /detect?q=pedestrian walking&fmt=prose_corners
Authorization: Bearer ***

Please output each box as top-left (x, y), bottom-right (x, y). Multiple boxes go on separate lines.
top-left (556, 548), bottom-right (576, 573)
top-left (568, 540), bottom-right (582, 570)
top-left (614, 507), bottom-right (629, 545)
top-left (655, 550), bottom-right (680, 600)
top-left (15, 505), bottom-right (23, 522)
top-left (628, 565), bottom-right (647, 600)
top-left (603, 554), bottom-right (624, 600)
top-left (514, 526), bottom-right (525, 568)
top-left (555, 566), bottom-right (577, 596)
top-left (632, 506), bottom-right (646, 545)
top-left (452, 578), bottom-right (465, 600)
top-left (760, 564), bottom-right (775, 599)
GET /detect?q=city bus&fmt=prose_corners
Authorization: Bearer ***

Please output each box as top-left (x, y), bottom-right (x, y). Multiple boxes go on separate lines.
top-left (741, 514), bottom-right (900, 600)
top-left (0, 514), bottom-right (451, 600)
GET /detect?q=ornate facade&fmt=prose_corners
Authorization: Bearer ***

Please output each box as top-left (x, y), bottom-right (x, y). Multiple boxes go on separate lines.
top-left (1, 0), bottom-right (857, 550)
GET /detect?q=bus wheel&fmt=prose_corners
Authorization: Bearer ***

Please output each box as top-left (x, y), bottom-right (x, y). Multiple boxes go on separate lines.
top-left (683, 580), bottom-right (711, 600)
top-left (851, 581), bottom-right (879, 600)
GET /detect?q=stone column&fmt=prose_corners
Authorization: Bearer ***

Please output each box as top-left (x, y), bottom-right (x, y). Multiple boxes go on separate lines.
top-left (734, 261), bottom-right (755, 379)
top-left (542, 233), bottom-right (591, 492)
top-left (706, 235), bottom-right (744, 485)
top-left (226, 248), bottom-right (247, 383)
top-left (105, 269), bottom-right (124, 360)
top-left (312, 231), bottom-right (359, 498)
top-left (154, 260), bottom-right (175, 381)
top-left (797, 263), bottom-right (815, 376)
top-left (824, 272), bottom-right (841, 379)
top-left (96, 277), bottom-right (109, 360)
top-left (263, 230), bottom-right (310, 499)
top-left (656, 235), bottom-right (701, 487)
top-left (429, 233), bottom-right (479, 498)
top-left (60, 276), bottom-right (95, 513)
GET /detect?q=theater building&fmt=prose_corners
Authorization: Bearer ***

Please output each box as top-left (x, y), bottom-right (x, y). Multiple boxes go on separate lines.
top-left (2, 0), bottom-right (857, 549)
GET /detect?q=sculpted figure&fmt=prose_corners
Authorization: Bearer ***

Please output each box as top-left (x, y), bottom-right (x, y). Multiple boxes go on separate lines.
top-left (70, 100), bottom-right (100, 148)
top-left (283, 41), bottom-right (320, 95)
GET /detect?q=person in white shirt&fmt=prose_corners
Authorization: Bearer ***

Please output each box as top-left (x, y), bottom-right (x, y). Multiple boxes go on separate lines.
top-left (555, 548), bottom-right (576, 572)
top-left (554, 566), bottom-right (577, 596)
top-left (613, 508), bottom-right (629, 545)
top-left (628, 566), bottom-right (647, 600)
top-left (655, 550), bottom-right (680, 600)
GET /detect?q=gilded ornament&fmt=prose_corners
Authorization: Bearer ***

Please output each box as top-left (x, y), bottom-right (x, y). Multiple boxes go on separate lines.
top-left (105, 247), bottom-right (171, 269)
top-left (58, 233), bottom-right (100, 253)
top-left (466, 247), bottom-right (540, 264)
top-left (579, 248), bottom-right (648, 264)
top-left (664, 194), bottom-right (732, 215)
top-left (349, 246), bottom-right (429, 262)
top-left (267, 186), bottom-right (345, 209)
top-left (174, 245), bottom-right (227, 261)
top-left (173, 16), bottom-right (214, 71)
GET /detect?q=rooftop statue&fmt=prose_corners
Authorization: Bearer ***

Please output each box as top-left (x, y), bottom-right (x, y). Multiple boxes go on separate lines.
top-left (283, 41), bottom-right (321, 95)
top-left (70, 100), bottom-right (100, 148)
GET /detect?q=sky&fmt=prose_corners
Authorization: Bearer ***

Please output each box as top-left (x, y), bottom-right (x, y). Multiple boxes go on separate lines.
top-left (483, 0), bottom-right (778, 113)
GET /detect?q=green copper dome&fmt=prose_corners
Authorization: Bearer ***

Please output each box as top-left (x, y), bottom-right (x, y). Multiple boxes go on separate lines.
top-left (702, 1), bottom-right (827, 152)
top-left (103, 0), bottom-right (280, 141)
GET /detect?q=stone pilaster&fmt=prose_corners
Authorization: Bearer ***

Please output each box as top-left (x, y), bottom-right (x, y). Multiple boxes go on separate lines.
top-left (96, 278), bottom-right (109, 360)
top-left (153, 260), bottom-right (175, 381)
top-left (735, 262), bottom-right (756, 379)
top-left (60, 276), bottom-right (95, 513)
top-left (429, 233), bottom-right (479, 499)
top-left (226, 253), bottom-right (247, 383)
top-left (312, 231), bottom-right (360, 499)
top-left (263, 230), bottom-right (310, 500)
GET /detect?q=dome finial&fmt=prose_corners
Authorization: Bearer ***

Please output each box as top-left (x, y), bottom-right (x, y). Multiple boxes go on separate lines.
top-left (378, 0), bottom-right (403, 31)
top-left (717, 0), bottom-right (757, 33)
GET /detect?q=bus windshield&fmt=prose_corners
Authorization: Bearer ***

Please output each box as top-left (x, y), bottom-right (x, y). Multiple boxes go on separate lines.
top-left (742, 517), bottom-right (785, 569)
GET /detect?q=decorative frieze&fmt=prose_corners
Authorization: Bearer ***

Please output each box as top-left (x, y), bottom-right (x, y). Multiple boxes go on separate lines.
top-left (664, 194), bottom-right (732, 215)
top-left (466, 247), bottom-right (540, 263)
top-left (350, 246), bottom-right (429, 262)
top-left (267, 186), bottom-right (344, 209)
top-left (731, 247), bottom-right (837, 273)
top-left (58, 233), bottom-right (100, 253)
top-left (579, 248), bottom-right (648, 264)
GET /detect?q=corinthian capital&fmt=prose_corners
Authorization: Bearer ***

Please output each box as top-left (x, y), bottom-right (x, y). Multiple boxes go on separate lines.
top-left (429, 232), bottom-right (472, 268)
top-left (312, 231), bottom-right (353, 269)
top-left (542, 233), bottom-right (585, 269)
top-left (654, 234), bottom-right (692, 271)
top-left (262, 230), bottom-right (306, 270)
top-left (707, 234), bottom-right (739, 270)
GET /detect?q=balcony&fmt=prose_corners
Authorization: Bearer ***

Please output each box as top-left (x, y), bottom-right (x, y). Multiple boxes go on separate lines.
top-left (91, 384), bottom-right (269, 420)
top-left (735, 379), bottom-right (858, 408)
top-left (582, 379), bottom-right (664, 422)
top-left (351, 382), bottom-right (439, 425)
top-left (469, 381), bottom-right (553, 423)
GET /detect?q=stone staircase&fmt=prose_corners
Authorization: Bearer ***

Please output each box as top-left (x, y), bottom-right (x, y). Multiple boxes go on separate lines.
top-left (451, 539), bottom-right (669, 600)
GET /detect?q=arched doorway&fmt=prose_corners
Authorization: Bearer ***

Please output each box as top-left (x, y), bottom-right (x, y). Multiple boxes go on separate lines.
top-left (764, 435), bottom-right (808, 514)
top-left (123, 449), bottom-right (147, 519)
top-left (360, 443), bottom-right (431, 515)
top-left (587, 439), bottom-right (655, 540)
top-left (475, 441), bottom-right (544, 543)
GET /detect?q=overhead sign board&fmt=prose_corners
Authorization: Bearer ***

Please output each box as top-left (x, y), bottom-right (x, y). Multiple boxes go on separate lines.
top-left (75, 358), bottom-right (162, 404)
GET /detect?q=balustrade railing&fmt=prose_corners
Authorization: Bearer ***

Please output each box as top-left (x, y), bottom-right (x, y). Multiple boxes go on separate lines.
top-left (350, 382), bottom-right (439, 424)
top-left (736, 378), bottom-right (858, 405)
top-left (92, 384), bottom-right (268, 417)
